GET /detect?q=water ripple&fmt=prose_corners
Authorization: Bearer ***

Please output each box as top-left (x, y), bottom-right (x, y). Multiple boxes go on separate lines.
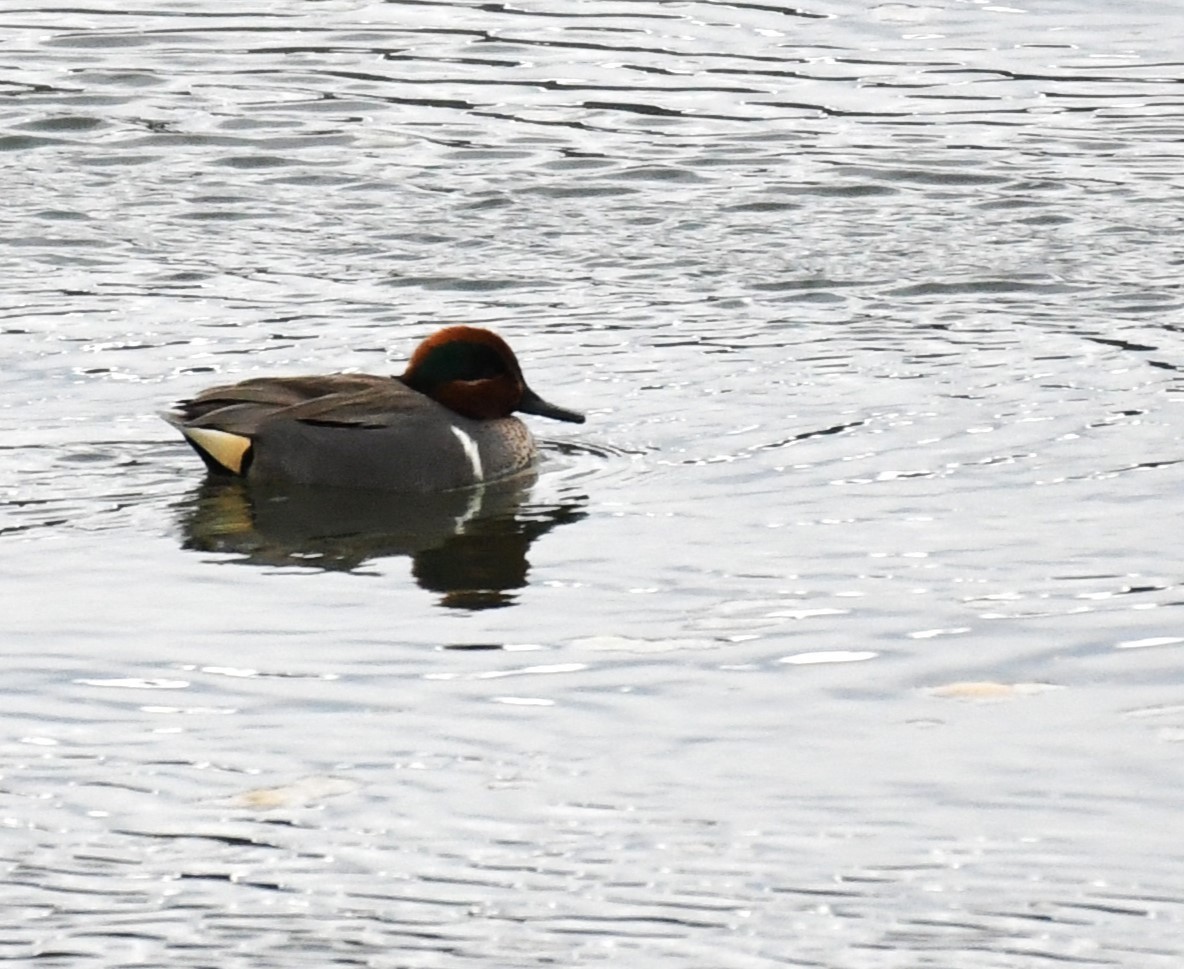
top-left (4, 0), bottom-right (1184, 965)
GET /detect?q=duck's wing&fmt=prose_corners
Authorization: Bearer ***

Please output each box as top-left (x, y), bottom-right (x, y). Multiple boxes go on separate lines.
top-left (167, 374), bottom-right (416, 435)
top-left (272, 382), bottom-right (433, 429)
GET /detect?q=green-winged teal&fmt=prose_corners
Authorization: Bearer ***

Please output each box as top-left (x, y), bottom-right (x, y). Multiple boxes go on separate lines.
top-left (164, 325), bottom-right (585, 491)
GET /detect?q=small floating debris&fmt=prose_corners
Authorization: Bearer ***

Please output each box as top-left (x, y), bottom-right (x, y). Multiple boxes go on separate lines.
top-left (924, 681), bottom-right (1061, 700)
top-left (229, 776), bottom-right (358, 810)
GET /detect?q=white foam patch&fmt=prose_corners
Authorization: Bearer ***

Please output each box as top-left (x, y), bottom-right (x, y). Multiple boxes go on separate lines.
top-left (1116, 636), bottom-right (1184, 650)
top-left (449, 425), bottom-right (484, 480)
top-left (778, 650), bottom-right (878, 665)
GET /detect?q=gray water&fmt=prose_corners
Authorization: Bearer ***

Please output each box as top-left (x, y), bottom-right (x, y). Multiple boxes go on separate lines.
top-left (3, 1), bottom-right (1184, 965)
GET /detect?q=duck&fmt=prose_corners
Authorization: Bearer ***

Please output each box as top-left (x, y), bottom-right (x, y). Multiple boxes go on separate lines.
top-left (163, 325), bottom-right (585, 492)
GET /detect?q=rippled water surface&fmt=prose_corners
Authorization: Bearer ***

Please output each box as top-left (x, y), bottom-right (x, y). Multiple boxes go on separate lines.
top-left (3, 1), bottom-right (1184, 965)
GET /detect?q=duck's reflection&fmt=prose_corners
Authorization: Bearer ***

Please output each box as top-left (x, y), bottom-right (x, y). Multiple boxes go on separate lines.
top-left (175, 474), bottom-right (586, 609)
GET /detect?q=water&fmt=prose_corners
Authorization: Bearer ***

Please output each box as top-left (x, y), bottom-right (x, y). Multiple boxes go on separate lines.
top-left (3, 1), bottom-right (1183, 965)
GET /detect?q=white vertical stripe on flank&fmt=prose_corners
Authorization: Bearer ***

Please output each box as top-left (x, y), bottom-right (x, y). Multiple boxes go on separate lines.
top-left (449, 425), bottom-right (483, 480)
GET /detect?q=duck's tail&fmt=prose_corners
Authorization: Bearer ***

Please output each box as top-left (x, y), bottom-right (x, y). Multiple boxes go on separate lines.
top-left (162, 411), bottom-right (253, 476)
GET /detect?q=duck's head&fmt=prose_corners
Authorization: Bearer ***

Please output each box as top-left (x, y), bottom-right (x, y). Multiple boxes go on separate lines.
top-left (401, 326), bottom-right (586, 424)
